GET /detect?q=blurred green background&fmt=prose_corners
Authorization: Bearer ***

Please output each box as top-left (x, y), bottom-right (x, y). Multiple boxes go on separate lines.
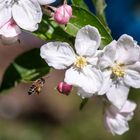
top-left (0, 80), bottom-right (139, 140)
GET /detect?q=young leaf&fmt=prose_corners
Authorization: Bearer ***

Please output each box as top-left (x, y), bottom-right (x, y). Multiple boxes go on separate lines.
top-left (0, 49), bottom-right (50, 93)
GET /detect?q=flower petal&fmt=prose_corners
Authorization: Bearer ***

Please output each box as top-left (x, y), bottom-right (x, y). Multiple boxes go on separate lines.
top-left (98, 41), bottom-right (116, 70)
top-left (0, 1), bottom-right (11, 28)
top-left (124, 69), bottom-right (140, 88)
top-left (40, 42), bottom-right (75, 69)
top-left (120, 100), bottom-right (136, 121)
top-left (104, 109), bottom-right (129, 135)
top-left (12, 0), bottom-right (42, 31)
top-left (87, 50), bottom-right (102, 66)
top-left (87, 57), bottom-right (98, 66)
top-left (106, 83), bottom-right (129, 109)
top-left (123, 112), bottom-right (134, 121)
top-left (116, 34), bottom-right (140, 65)
top-left (75, 25), bottom-right (101, 56)
top-left (37, 0), bottom-right (56, 5)
top-left (98, 70), bottom-right (112, 95)
top-left (125, 62), bottom-right (140, 72)
top-left (121, 100), bottom-right (137, 113)
top-left (64, 66), bottom-right (103, 96)
top-left (0, 19), bottom-right (21, 38)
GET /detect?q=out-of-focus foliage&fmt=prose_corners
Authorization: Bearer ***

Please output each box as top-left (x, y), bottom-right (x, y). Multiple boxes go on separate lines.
top-left (0, 94), bottom-right (139, 140)
top-left (0, 49), bottom-right (50, 92)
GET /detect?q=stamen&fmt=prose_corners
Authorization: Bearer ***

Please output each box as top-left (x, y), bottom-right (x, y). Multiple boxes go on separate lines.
top-left (74, 56), bottom-right (87, 69)
top-left (112, 64), bottom-right (125, 77)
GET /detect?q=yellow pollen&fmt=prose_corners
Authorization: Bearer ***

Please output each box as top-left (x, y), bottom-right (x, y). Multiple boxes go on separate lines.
top-left (112, 64), bottom-right (125, 77)
top-left (74, 56), bottom-right (87, 69)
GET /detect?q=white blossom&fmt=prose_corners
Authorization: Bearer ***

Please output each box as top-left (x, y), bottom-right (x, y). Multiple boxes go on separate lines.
top-left (0, 0), bottom-right (55, 31)
top-left (104, 100), bottom-right (136, 135)
top-left (98, 34), bottom-right (140, 109)
top-left (40, 25), bottom-right (103, 97)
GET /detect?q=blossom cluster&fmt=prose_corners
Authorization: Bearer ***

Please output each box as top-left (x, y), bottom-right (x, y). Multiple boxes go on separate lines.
top-left (0, 0), bottom-right (72, 44)
top-left (40, 25), bottom-right (140, 135)
top-left (0, 0), bottom-right (139, 136)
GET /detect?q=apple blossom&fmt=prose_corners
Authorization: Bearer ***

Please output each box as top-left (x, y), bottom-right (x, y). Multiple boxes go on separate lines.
top-left (98, 34), bottom-right (140, 109)
top-left (40, 25), bottom-right (103, 97)
top-left (104, 100), bottom-right (136, 135)
top-left (0, 0), bottom-right (55, 32)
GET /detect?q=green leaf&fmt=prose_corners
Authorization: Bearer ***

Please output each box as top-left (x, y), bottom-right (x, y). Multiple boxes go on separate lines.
top-left (72, 0), bottom-right (89, 11)
top-left (79, 98), bottom-right (89, 111)
top-left (34, 15), bottom-right (75, 45)
top-left (63, 6), bottom-right (112, 48)
top-left (0, 49), bottom-right (50, 93)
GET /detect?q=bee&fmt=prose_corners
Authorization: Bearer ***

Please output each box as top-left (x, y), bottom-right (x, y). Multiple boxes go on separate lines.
top-left (28, 77), bottom-right (45, 95)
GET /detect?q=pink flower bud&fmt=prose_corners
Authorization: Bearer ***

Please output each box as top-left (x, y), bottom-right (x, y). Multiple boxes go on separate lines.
top-left (54, 4), bottom-right (72, 25)
top-left (57, 82), bottom-right (72, 95)
top-left (0, 19), bottom-right (21, 45)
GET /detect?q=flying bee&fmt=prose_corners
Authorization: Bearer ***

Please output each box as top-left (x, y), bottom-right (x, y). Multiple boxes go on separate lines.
top-left (28, 77), bottom-right (45, 95)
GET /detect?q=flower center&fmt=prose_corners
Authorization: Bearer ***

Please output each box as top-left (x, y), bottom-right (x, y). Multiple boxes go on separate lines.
top-left (74, 56), bottom-right (87, 69)
top-left (112, 64), bottom-right (125, 77)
